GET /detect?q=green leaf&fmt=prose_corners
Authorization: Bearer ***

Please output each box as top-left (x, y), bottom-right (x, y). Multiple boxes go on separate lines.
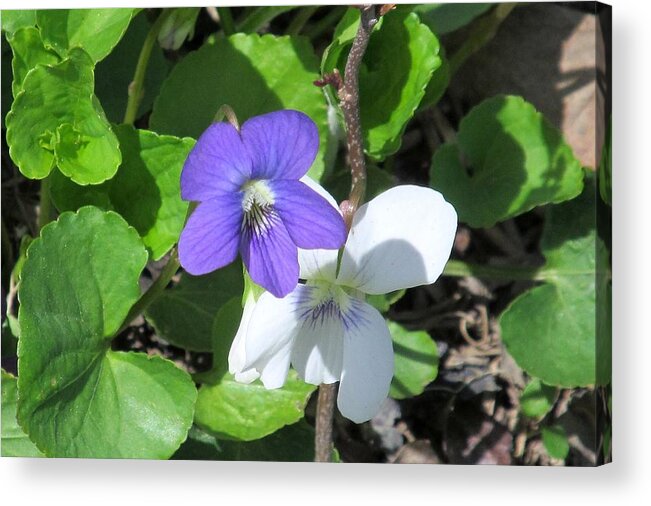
top-left (6, 48), bottom-right (121, 184)
top-left (146, 262), bottom-right (244, 352)
top-left (500, 177), bottom-right (603, 387)
top-left (36, 8), bottom-right (134, 63)
top-left (17, 206), bottom-right (197, 458)
top-left (1, 370), bottom-right (44, 457)
top-left (323, 8), bottom-right (441, 159)
top-left (50, 125), bottom-right (194, 260)
top-left (413, 3), bottom-right (492, 35)
top-left (7, 26), bottom-right (59, 97)
top-left (95, 12), bottom-right (170, 123)
top-left (388, 321), bottom-right (439, 399)
top-left (1, 10), bottom-right (36, 35)
top-left (150, 33), bottom-right (330, 181)
top-left (430, 95), bottom-right (584, 228)
top-left (519, 378), bottom-right (557, 419)
top-left (541, 425), bottom-right (569, 460)
top-left (194, 370), bottom-right (315, 442)
top-left (367, 289), bottom-right (405, 313)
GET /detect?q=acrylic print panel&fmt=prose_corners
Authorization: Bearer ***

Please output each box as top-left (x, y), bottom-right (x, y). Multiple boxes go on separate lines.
top-left (0, 2), bottom-right (611, 465)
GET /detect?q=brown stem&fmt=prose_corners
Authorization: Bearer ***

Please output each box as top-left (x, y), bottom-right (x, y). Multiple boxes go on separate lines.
top-left (338, 4), bottom-right (378, 224)
top-left (314, 383), bottom-right (338, 462)
top-left (313, 4), bottom-right (379, 464)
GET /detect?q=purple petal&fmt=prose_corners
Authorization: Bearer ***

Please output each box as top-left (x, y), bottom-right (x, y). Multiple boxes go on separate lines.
top-left (268, 180), bottom-right (346, 249)
top-left (240, 216), bottom-right (299, 298)
top-left (241, 110), bottom-right (319, 180)
top-left (178, 193), bottom-right (243, 275)
top-left (180, 122), bottom-right (252, 202)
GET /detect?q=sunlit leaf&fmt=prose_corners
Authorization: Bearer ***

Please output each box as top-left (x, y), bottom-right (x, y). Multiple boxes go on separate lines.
top-left (323, 8), bottom-right (441, 159)
top-left (430, 95), bottom-right (584, 228)
top-left (17, 207), bottom-right (196, 458)
top-left (6, 48), bottom-right (121, 184)
top-left (36, 8), bottom-right (134, 62)
top-left (500, 177), bottom-right (604, 387)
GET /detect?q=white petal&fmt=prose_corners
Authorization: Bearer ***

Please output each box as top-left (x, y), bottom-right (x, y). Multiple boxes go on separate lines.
top-left (231, 292), bottom-right (292, 388)
top-left (338, 185), bottom-right (457, 295)
top-left (228, 292), bottom-right (258, 378)
top-left (242, 290), bottom-right (302, 371)
top-left (290, 289), bottom-right (345, 385)
top-left (337, 300), bottom-right (394, 423)
top-left (297, 176), bottom-right (341, 282)
top-left (234, 369), bottom-right (260, 384)
top-left (257, 343), bottom-right (293, 389)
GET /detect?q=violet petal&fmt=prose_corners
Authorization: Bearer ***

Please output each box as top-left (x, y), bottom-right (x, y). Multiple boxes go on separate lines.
top-left (240, 216), bottom-right (299, 298)
top-left (180, 122), bottom-right (252, 202)
top-left (178, 193), bottom-right (243, 275)
top-left (268, 179), bottom-right (347, 250)
top-left (241, 110), bottom-right (319, 180)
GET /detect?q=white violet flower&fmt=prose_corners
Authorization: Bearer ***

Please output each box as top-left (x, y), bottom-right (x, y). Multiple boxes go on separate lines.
top-left (228, 184), bottom-right (458, 423)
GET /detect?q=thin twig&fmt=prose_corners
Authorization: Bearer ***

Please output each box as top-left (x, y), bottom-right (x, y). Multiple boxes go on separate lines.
top-left (338, 5), bottom-right (377, 224)
top-left (314, 383), bottom-right (337, 462)
top-left (313, 4), bottom-right (379, 463)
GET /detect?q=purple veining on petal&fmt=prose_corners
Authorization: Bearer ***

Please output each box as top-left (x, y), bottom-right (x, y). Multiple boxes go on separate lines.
top-left (294, 285), bottom-right (369, 333)
top-left (240, 212), bottom-right (299, 298)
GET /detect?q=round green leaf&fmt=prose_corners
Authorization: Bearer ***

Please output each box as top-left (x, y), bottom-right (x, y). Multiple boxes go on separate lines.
top-left (501, 178), bottom-right (601, 387)
top-left (542, 425), bottom-right (570, 460)
top-left (430, 95), bottom-right (584, 228)
top-left (150, 33), bottom-right (330, 181)
top-left (6, 48), bottom-right (121, 184)
top-left (194, 370), bottom-right (315, 442)
top-left (1, 370), bottom-right (44, 457)
top-left (323, 8), bottom-right (441, 160)
top-left (145, 262), bottom-right (244, 352)
top-left (36, 8), bottom-right (134, 63)
top-left (388, 321), bottom-right (439, 399)
top-left (50, 125), bottom-right (194, 260)
top-left (519, 378), bottom-right (558, 419)
top-left (17, 206), bottom-right (196, 458)
top-left (7, 26), bottom-right (59, 97)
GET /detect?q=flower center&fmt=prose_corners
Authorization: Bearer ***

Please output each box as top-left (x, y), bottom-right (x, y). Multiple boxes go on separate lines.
top-left (241, 180), bottom-right (276, 236)
top-left (299, 282), bottom-right (365, 331)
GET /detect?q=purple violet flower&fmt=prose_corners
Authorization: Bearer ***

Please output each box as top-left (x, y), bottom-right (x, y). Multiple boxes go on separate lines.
top-left (178, 110), bottom-right (347, 298)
